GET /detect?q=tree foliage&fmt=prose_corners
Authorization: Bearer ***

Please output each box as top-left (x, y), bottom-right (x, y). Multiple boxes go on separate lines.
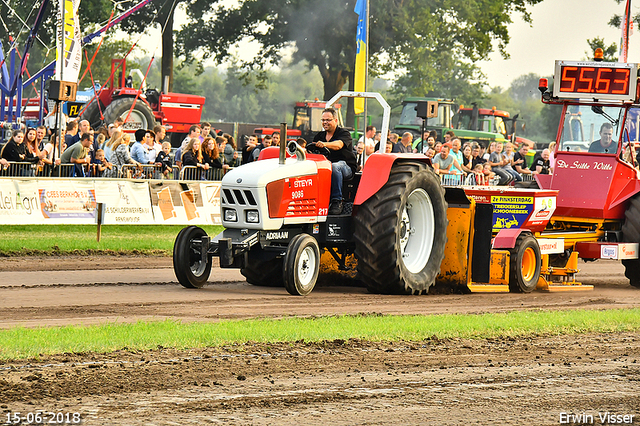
top-left (0, 0), bottom-right (112, 75)
top-left (608, 0), bottom-right (640, 29)
top-left (141, 58), bottom-right (325, 124)
top-left (485, 73), bottom-right (561, 146)
top-left (177, 0), bottom-right (543, 116)
top-left (586, 37), bottom-right (618, 62)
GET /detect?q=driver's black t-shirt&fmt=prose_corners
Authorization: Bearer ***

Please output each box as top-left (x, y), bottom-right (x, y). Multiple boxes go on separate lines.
top-left (588, 140), bottom-right (618, 153)
top-left (312, 126), bottom-right (357, 174)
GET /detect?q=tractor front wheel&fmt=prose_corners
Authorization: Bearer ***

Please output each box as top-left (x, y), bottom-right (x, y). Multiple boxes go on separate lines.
top-left (173, 226), bottom-right (212, 289)
top-left (622, 195), bottom-right (640, 288)
top-left (283, 234), bottom-right (320, 296)
top-left (508, 233), bottom-right (541, 293)
top-left (354, 162), bottom-right (448, 294)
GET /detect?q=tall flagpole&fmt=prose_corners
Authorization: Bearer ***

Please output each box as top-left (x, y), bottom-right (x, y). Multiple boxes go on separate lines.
top-left (353, 0), bottom-right (368, 156)
top-left (620, 0), bottom-right (632, 62)
top-left (361, 0), bottom-right (369, 152)
top-left (56, 0), bottom-right (66, 177)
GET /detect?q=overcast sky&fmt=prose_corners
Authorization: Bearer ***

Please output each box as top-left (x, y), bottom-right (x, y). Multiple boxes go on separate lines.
top-left (134, 0), bottom-right (638, 90)
top-left (479, 0), bottom-right (639, 88)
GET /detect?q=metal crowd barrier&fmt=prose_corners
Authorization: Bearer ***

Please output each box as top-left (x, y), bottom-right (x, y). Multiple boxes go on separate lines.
top-left (2, 162), bottom-right (38, 177)
top-left (440, 172), bottom-right (504, 187)
top-left (440, 174), bottom-right (463, 186)
top-left (121, 164), bottom-right (164, 180)
top-left (0, 158), bottom-right (227, 182)
top-left (204, 167), bottom-right (225, 181)
top-left (179, 166), bottom-right (203, 181)
top-left (178, 165), bottom-right (228, 181)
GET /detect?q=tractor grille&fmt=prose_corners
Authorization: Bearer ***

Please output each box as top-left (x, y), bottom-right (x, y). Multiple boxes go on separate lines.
top-left (286, 199), bottom-right (317, 216)
top-left (222, 188), bottom-right (258, 206)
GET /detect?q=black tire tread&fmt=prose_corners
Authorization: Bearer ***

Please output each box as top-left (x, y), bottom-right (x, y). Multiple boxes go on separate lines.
top-left (241, 257), bottom-right (284, 287)
top-left (508, 233), bottom-right (541, 293)
top-left (79, 97), bottom-right (105, 130)
top-left (283, 234), bottom-right (320, 296)
top-left (103, 97), bottom-right (157, 130)
top-left (173, 226), bottom-right (211, 289)
top-left (622, 195), bottom-right (640, 287)
top-left (354, 162), bottom-right (448, 295)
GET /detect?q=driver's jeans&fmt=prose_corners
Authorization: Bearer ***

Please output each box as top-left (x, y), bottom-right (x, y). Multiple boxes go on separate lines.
top-left (331, 160), bottom-right (353, 201)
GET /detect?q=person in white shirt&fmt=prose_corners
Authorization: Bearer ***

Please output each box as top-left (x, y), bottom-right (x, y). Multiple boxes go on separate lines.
top-left (357, 125), bottom-right (376, 161)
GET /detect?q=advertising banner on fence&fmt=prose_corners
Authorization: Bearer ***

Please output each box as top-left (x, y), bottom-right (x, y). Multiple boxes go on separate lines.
top-left (0, 178), bottom-right (222, 225)
top-left (149, 181), bottom-right (221, 225)
top-left (94, 180), bottom-right (155, 224)
top-left (38, 181), bottom-right (97, 223)
top-left (0, 180), bottom-right (42, 224)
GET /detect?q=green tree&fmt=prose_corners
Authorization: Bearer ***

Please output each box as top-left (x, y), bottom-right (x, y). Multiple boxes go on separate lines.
top-left (117, 0), bottom-right (187, 92)
top-left (585, 37), bottom-right (618, 62)
top-left (177, 0), bottom-right (543, 121)
top-left (78, 39), bottom-right (145, 90)
top-left (0, 0), bottom-right (114, 74)
top-left (608, 0), bottom-right (640, 30)
top-left (486, 73), bottom-right (561, 145)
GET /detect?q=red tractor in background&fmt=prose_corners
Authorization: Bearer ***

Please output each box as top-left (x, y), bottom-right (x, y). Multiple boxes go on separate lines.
top-left (79, 59), bottom-right (205, 145)
top-left (253, 100), bottom-right (344, 143)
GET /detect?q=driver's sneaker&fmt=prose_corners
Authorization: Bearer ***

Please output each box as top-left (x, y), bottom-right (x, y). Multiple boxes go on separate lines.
top-left (329, 200), bottom-right (343, 215)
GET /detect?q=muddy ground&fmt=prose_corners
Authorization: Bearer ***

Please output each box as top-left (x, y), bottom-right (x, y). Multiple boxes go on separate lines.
top-left (0, 256), bottom-right (639, 425)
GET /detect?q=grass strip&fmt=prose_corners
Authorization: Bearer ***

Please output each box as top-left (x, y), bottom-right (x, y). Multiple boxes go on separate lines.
top-left (0, 225), bottom-right (223, 255)
top-left (1, 308), bottom-right (639, 360)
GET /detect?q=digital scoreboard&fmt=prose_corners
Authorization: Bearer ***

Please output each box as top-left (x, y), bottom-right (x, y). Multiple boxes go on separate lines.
top-left (553, 60), bottom-right (638, 101)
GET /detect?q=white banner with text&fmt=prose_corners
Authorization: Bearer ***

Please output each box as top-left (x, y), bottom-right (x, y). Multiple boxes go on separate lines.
top-left (0, 179), bottom-right (222, 225)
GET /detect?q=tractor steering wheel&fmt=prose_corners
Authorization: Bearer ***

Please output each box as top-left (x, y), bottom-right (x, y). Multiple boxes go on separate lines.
top-left (306, 142), bottom-right (331, 158)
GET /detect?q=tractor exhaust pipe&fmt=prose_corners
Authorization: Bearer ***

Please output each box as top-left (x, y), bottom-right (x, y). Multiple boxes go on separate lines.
top-left (279, 122), bottom-right (287, 164)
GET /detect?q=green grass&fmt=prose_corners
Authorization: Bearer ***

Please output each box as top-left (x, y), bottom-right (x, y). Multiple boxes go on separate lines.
top-left (1, 309), bottom-right (639, 360)
top-left (0, 225), bottom-right (224, 255)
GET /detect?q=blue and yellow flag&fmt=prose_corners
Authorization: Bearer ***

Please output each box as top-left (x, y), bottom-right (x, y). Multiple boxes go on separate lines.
top-left (354, 0), bottom-right (367, 114)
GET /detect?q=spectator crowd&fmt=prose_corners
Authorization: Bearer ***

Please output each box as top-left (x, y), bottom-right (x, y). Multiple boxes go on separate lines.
top-left (0, 116), bottom-right (568, 186)
top-left (354, 128), bottom-right (554, 186)
top-left (0, 118), bottom-right (242, 180)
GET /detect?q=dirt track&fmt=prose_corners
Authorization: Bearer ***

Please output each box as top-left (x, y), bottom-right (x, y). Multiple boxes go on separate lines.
top-left (1, 256), bottom-right (639, 425)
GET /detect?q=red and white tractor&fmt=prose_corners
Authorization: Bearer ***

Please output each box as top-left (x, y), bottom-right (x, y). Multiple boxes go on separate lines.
top-left (173, 91), bottom-right (449, 295)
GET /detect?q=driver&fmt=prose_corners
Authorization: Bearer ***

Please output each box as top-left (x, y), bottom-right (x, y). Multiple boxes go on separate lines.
top-left (589, 123), bottom-right (618, 153)
top-left (311, 107), bottom-right (357, 215)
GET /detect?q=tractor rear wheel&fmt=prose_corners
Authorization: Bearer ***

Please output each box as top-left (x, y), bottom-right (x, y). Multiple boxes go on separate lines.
top-left (173, 226), bottom-right (212, 289)
top-left (79, 98), bottom-right (105, 129)
top-left (241, 253), bottom-right (284, 287)
top-left (283, 234), bottom-right (320, 296)
top-left (508, 233), bottom-right (541, 293)
top-left (354, 162), bottom-right (448, 294)
top-left (103, 97), bottom-right (157, 131)
top-left (621, 195), bottom-right (640, 288)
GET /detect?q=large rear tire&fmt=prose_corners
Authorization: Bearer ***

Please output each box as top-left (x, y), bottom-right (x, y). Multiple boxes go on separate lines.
top-left (622, 195), bottom-right (640, 288)
top-left (283, 234), bottom-right (320, 296)
top-left (508, 233), bottom-right (541, 293)
top-left (78, 98), bottom-right (105, 130)
top-left (173, 226), bottom-right (212, 289)
top-left (103, 97), bottom-right (157, 131)
top-left (354, 162), bottom-right (448, 294)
